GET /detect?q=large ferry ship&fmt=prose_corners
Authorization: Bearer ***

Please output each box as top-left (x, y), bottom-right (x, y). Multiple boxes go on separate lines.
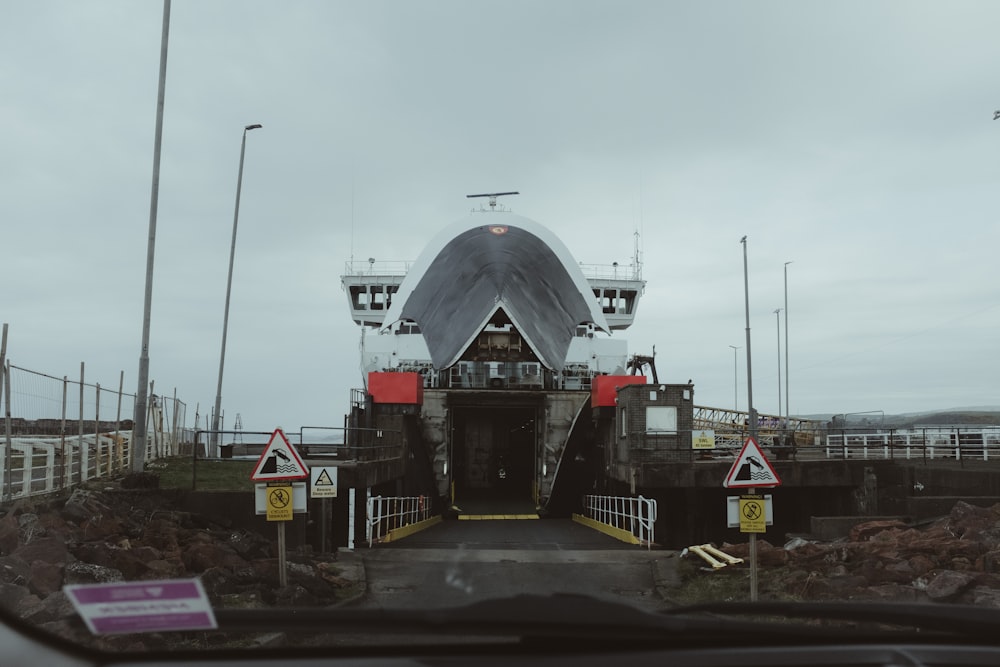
top-left (339, 195), bottom-right (685, 517)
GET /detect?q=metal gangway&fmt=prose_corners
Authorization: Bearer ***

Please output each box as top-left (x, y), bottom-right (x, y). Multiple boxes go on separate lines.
top-left (693, 405), bottom-right (826, 450)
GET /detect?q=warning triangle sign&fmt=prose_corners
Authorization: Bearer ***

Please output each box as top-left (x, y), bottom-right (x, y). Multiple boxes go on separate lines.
top-left (250, 429), bottom-right (309, 481)
top-left (723, 437), bottom-right (782, 488)
top-left (314, 469), bottom-right (335, 486)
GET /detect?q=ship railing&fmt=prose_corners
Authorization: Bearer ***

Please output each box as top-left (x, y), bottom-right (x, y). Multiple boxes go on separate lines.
top-left (441, 364), bottom-right (558, 390)
top-left (342, 259), bottom-right (412, 277)
top-left (578, 262), bottom-right (643, 282)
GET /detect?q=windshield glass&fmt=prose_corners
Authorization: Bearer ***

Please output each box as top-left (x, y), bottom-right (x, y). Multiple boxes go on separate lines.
top-left (2, 0), bottom-right (999, 658)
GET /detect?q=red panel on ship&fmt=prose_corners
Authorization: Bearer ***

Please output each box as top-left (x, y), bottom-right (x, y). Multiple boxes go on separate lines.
top-left (368, 372), bottom-right (424, 405)
top-left (591, 375), bottom-right (647, 407)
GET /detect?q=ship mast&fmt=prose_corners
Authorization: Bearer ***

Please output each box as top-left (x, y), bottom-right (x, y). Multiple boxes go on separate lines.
top-left (467, 191), bottom-right (520, 211)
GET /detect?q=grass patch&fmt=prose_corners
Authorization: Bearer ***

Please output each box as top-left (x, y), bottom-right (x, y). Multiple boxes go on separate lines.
top-left (145, 456), bottom-right (257, 491)
top-left (669, 556), bottom-right (804, 605)
top-left (670, 557), bottom-right (753, 604)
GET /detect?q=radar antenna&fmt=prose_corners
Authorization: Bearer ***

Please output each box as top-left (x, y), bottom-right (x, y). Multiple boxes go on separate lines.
top-left (467, 191), bottom-right (519, 211)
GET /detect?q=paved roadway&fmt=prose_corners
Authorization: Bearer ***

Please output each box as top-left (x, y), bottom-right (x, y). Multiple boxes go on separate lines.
top-left (357, 519), bottom-right (677, 613)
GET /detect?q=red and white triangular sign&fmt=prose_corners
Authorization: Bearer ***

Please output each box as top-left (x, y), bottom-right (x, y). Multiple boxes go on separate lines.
top-left (723, 437), bottom-right (782, 488)
top-left (250, 429), bottom-right (309, 482)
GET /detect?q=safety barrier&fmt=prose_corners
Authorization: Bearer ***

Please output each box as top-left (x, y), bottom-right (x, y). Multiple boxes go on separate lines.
top-left (825, 428), bottom-right (1000, 462)
top-left (0, 430), bottom-right (179, 501)
top-left (581, 494), bottom-right (657, 548)
top-left (2, 354), bottom-right (188, 502)
top-left (366, 494), bottom-right (434, 546)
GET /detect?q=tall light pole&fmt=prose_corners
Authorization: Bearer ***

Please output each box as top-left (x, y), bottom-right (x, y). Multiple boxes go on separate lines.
top-left (784, 261), bottom-right (792, 421)
top-left (212, 123), bottom-right (262, 450)
top-left (740, 236), bottom-right (757, 439)
top-left (740, 236), bottom-right (759, 604)
top-left (728, 345), bottom-right (740, 412)
top-left (132, 0), bottom-right (171, 473)
top-left (774, 308), bottom-right (782, 422)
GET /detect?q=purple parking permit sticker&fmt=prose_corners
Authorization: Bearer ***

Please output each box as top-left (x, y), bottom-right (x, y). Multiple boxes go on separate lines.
top-left (65, 579), bottom-right (217, 635)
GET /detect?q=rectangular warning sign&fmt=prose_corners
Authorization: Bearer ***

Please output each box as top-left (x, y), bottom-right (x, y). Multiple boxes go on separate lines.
top-left (310, 466), bottom-right (338, 498)
top-left (692, 429), bottom-right (716, 450)
top-left (726, 494), bottom-right (773, 528)
top-left (265, 484), bottom-right (294, 522)
top-left (255, 482), bottom-right (306, 517)
top-left (738, 495), bottom-right (767, 533)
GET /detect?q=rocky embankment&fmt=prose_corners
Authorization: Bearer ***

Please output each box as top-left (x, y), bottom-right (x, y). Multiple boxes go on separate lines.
top-left (0, 482), bottom-right (361, 650)
top-left (715, 500), bottom-right (1000, 604)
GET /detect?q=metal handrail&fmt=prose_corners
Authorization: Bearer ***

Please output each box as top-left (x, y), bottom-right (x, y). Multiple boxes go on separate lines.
top-left (582, 494), bottom-right (657, 549)
top-left (366, 494), bottom-right (432, 547)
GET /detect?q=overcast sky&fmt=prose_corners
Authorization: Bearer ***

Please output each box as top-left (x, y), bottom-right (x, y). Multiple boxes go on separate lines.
top-left (3, 1), bottom-right (998, 432)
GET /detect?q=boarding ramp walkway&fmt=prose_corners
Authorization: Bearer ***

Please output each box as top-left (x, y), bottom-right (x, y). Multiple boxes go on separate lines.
top-left (367, 493), bottom-right (656, 548)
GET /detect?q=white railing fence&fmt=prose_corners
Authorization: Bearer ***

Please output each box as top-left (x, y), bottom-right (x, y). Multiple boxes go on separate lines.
top-left (582, 494), bottom-right (657, 548)
top-left (825, 429), bottom-right (1000, 462)
top-left (1, 357), bottom-right (187, 502)
top-left (366, 495), bottom-right (433, 547)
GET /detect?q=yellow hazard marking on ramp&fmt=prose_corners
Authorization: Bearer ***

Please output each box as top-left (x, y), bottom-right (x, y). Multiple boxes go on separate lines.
top-left (572, 513), bottom-right (640, 544)
top-left (380, 515), bottom-right (442, 543)
top-left (458, 514), bottom-right (540, 520)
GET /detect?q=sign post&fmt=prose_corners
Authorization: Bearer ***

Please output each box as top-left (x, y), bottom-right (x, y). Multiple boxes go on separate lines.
top-left (723, 436), bottom-right (781, 601)
top-left (251, 429), bottom-right (309, 587)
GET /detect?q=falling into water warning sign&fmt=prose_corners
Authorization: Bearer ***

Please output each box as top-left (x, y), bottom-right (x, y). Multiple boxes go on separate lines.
top-left (250, 429), bottom-right (309, 482)
top-left (723, 437), bottom-right (781, 488)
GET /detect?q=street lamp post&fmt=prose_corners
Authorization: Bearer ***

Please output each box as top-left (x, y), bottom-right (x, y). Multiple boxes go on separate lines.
top-left (728, 345), bottom-right (740, 412)
top-left (740, 236), bottom-right (759, 604)
top-left (132, 0), bottom-right (171, 474)
top-left (784, 261), bottom-right (792, 421)
top-left (211, 123), bottom-right (262, 451)
top-left (740, 236), bottom-right (757, 439)
top-left (774, 308), bottom-right (782, 423)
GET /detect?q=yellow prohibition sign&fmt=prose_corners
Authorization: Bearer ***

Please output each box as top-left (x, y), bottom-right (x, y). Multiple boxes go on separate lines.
top-left (266, 484), bottom-right (294, 522)
top-left (739, 495), bottom-right (766, 533)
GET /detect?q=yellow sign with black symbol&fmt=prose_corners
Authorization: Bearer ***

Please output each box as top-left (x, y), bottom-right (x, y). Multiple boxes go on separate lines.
top-left (739, 495), bottom-right (766, 533)
top-left (692, 429), bottom-right (716, 450)
top-left (266, 485), bottom-right (294, 522)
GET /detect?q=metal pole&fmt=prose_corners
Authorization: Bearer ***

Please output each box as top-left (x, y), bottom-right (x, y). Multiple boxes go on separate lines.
top-left (3, 362), bottom-right (11, 503)
top-left (348, 487), bottom-right (357, 551)
top-left (749, 487), bottom-right (759, 601)
top-left (784, 261), bottom-right (792, 422)
top-left (774, 308), bottom-right (782, 423)
top-left (60, 376), bottom-right (67, 489)
top-left (211, 123), bottom-right (262, 451)
top-left (133, 0), bottom-right (171, 473)
top-left (149, 380), bottom-right (158, 460)
top-left (115, 371), bottom-right (124, 471)
top-left (95, 383), bottom-right (101, 478)
top-left (277, 522), bottom-right (288, 587)
top-left (79, 363), bottom-right (86, 481)
top-left (728, 345), bottom-right (740, 412)
top-left (0, 325), bottom-right (8, 501)
top-left (740, 237), bottom-right (757, 439)
top-left (171, 387), bottom-right (179, 457)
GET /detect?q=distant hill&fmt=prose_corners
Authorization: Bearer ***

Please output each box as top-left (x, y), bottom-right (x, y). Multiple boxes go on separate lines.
top-left (889, 411), bottom-right (1000, 428)
top-left (797, 410), bottom-right (1000, 429)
